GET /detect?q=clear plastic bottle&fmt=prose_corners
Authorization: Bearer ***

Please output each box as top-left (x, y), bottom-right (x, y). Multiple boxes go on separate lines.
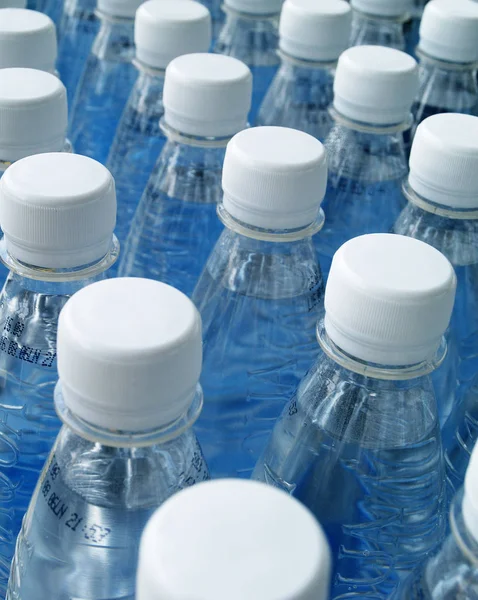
top-left (394, 113), bottom-right (478, 496)
top-left (316, 45), bottom-right (418, 277)
top-left (7, 277), bottom-right (209, 600)
top-left (404, 0), bottom-right (428, 58)
top-left (349, 0), bottom-right (410, 50)
top-left (68, 0), bottom-right (141, 164)
top-left (106, 0), bottom-right (212, 248)
top-left (192, 126), bottom-right (327, 479)
top-left (396, 441), bottom-right (478, 599)
top-left (214, 0), bottom-right (281, 124)
top-left (118, 53), bottom-right (252, 297)
top-left (0, 152), bottom-right (118, 595)
top-left (412, 0), bottom-right (478, 136)
top-left (254, 233), bottom-right (457, 600)
top-left (257, 0), bottom-right (352, 143)
top-left (42, 0), bottom-right (63, 25)
top-left (199, 0), bottom-right (223, 40)
top-left (137, 479), bottom-right (331, 600)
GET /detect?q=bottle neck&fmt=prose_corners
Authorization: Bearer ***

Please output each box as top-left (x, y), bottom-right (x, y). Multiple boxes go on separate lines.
top-left (222, 4), bottom-right (280, 23)
top-left (132, 58), bottom-right (166, 80)
top-left (160, 118), bottom-right (241, 149)
top-left (403, 179), bottom-right (478, 221)
top-left (0, 139), bottom-right (73, 175)
top-left (417, 48), bottom-right (478, 73)
top-left (353, 7), bottom-right (408, 25)
top-left (278, 49), bottom-right (337, 72)
top-left (330, 106), bottom-right (412, 135)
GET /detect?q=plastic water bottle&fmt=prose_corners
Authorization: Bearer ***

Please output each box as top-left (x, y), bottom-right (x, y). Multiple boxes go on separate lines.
top-left (119, 53), bottom-right (252, 297)
top-left (254, 233), bottom-right (457, 599)
top-left (68, 0), bottom-right (141, 164)
top-left (396, 441), bottom-right (478, 599)
top-left (199, 0), bottom-right (223, 40)
top-left (350, 0), bottom-right (410, 50)
top-left (0, 8), bottom-right (56, 71)
top-left (316, 45), bottom-right (418, 277)
top-left (7, 277), bottom-right (209, 599)
top-left (192, 126), bottom-right (327, 479)
top-left (404, 0), bottom-right (428, 57)
top-left (0, 152), bottom-right (117, 595)
top-left (43, 0), bottom-right (63, 25)
top-left (257, 0), bottom-right (352, 143)
top-left (214, 0), bottom-right (281, 124)
top-left (394, 113), bottom-right (478, 495)
top-left (412, 0), bottom-right (478, 135)
top-left (137, 479), bottom-right (331, 600)
top-left (107, 0), bottom-right (211, 247)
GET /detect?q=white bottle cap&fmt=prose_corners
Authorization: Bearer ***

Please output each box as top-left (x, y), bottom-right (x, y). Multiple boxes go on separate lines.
top-left (224, 0), bottom-right (283, 16)
top-left (409, 113), bottom-right (478, 210)
top-left (325, 233), bottom-right (456, 366)
top-left (0, 9), bottom-right (56, 72)
top-left (333, 45), bottom-right (418, 125)
top-left (0, 0), bottom-right (26, 7)
top-left (0, 68), bottom-right (67, 162)
top-left (137, 479), bottom-right (332, 600)
top-left (135, 0), bottom-right (211, 70)
top-left (463, 441), bottom-right (478, 543)
top-left (163, 53), bottom-right (252, 138)
top-left (418, 0), bottom-right (478, 63)
top-left (222, 126), bottom-right (327, 230)
top-left (0, 152), bottom-right (116, 269)
top-left (97, 0), bottom-right (142, 19)
top-left (351, 0), bottom-right (411, 18)
top-left (279, 0), bottom-right (352, 62)
top-left (57, 278), bottom-right (202, 432)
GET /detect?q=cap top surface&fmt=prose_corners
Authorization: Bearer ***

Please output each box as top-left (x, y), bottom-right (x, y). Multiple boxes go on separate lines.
top-left (0, 67), bottom-right (61, 103)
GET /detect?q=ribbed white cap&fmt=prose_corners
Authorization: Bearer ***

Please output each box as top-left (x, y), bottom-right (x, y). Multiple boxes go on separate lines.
top-left (135, 0), bottom-right (211, 70)
top-left (57, 278), bottom-right (202, 432)
top-left (463, 440), bottom-right (478, 542)
top-left (137, 480), bottom-right (331, 600)
top-left (0, 9), bottom-right (56, 72)
top-left (418, 0), bottom-right (478, 63)
top-left (163, 53), bottom-right (252, 138)
top-left (351, 0), bottom-right (411, 17)
top-left (409, 114), bottom-right (478, 210)
top-left (97, 0), bottom-right (143, 19)
top-left (279, 0), bottom-right (352, 62)
top-left (222, 126), bottom-right (327, 230)
top-left (333, 46), bottom-right (418, 125)
top-left (0, 68), bottom-right (67, 162)
top-left (0, 153), bottom-right (116, 269)
top-left (324, 234), bottom-right (456, 366)
top-left (0, 0), bottom-right (26, 7)
top-left (224, 0), bottom-right (283, 16)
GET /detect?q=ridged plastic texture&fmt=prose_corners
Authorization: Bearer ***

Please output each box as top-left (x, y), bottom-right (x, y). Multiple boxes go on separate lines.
top-left (325, 233), bottom-right (457, 365)
top-left (98, 0), bottom-right (143, 19)
top-left (351, 0), bottom-right (412, 17)
top-left (0, 8), bottom-right (56, 71)
top-left (409, 114), bottom-right (478, 209)
top-left (222, 126), bottom-right (327, 229)
top-left (224, 0), bottom-right (283, 16)
top-left (419, 0), bottom-right (478, 63)
top-left (463, 440), bottom-right (478, 542)
top-left (279, 0), bottom-right (352, 62)
top-left (0, 68), bottom-right (67, 162)
top-left (135, 0), bottom-right (211, 70)
top-left (333, 46), bottom-right (418, 125)
top-left (57, 278), bottom-right (203, 432)
top-left (137, 480), bottom-right (331, 600)
top-left (163, 53), bottom-right (252, 137)
top-left (0, 153), bottom-right (116, 268)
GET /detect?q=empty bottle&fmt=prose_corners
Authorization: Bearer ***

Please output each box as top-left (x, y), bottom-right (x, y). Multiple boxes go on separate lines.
top-left (257, 0), bottom-right (352, 143)
top-left (350, 0), bottom-right (410, 50)
top-left (0, 8), bottom-right (56, 71)
top-left (316, 45), bottom-right (418, 277)
top-left (192, 126), bottom-right (327, 479)
top-left (214, 0), bottom-right (281, 124)
top-left (404, 0), bottom-right (428, 57)
top-left (119, 53), bottom-right (252, 297)
top-left (412, 0), bottom-right (478, 135)
top-left (0, 152), bottom-right (117, 595)
top-left (254, 233), bottom-right (457, 599)
top-left (107, 0), bottom-right (211, 247)
top-left (396, 440), bottom-right (478, 599)
top-left (137, 479), bottom-right (331, 600)
top-left (7, 277), bottom-right (209, 599)
top-left (69, 0), bottom-right (141, 164)
top-left (394, 113), bottom-right (478, 493)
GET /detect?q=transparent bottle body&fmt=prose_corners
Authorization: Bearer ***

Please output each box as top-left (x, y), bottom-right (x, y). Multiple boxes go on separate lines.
top-left (253, 328), bottom-right (446, 600)
top-left (192, 221), bottom-right (324, 478)
top-left (256, 58), bottom-right (335, 142)
top-left (43, 0), bottom-right (64, 25)
top-left (106, 68), bottom-right (166, 247)
top-left (7, 391), bottom-right (209, 600)
top-left (317, 120), bottom-right (408, 277)
top-left (118, 134), bottom-right (226, 297)
top-left (350, 11), bottom-right (406, 51)
top-left (214, 11), bottom-right (279, 123)
top-left (69, 15), bottom-right (137, 164)
top-left (57, 0), bottom-right (100, 114)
